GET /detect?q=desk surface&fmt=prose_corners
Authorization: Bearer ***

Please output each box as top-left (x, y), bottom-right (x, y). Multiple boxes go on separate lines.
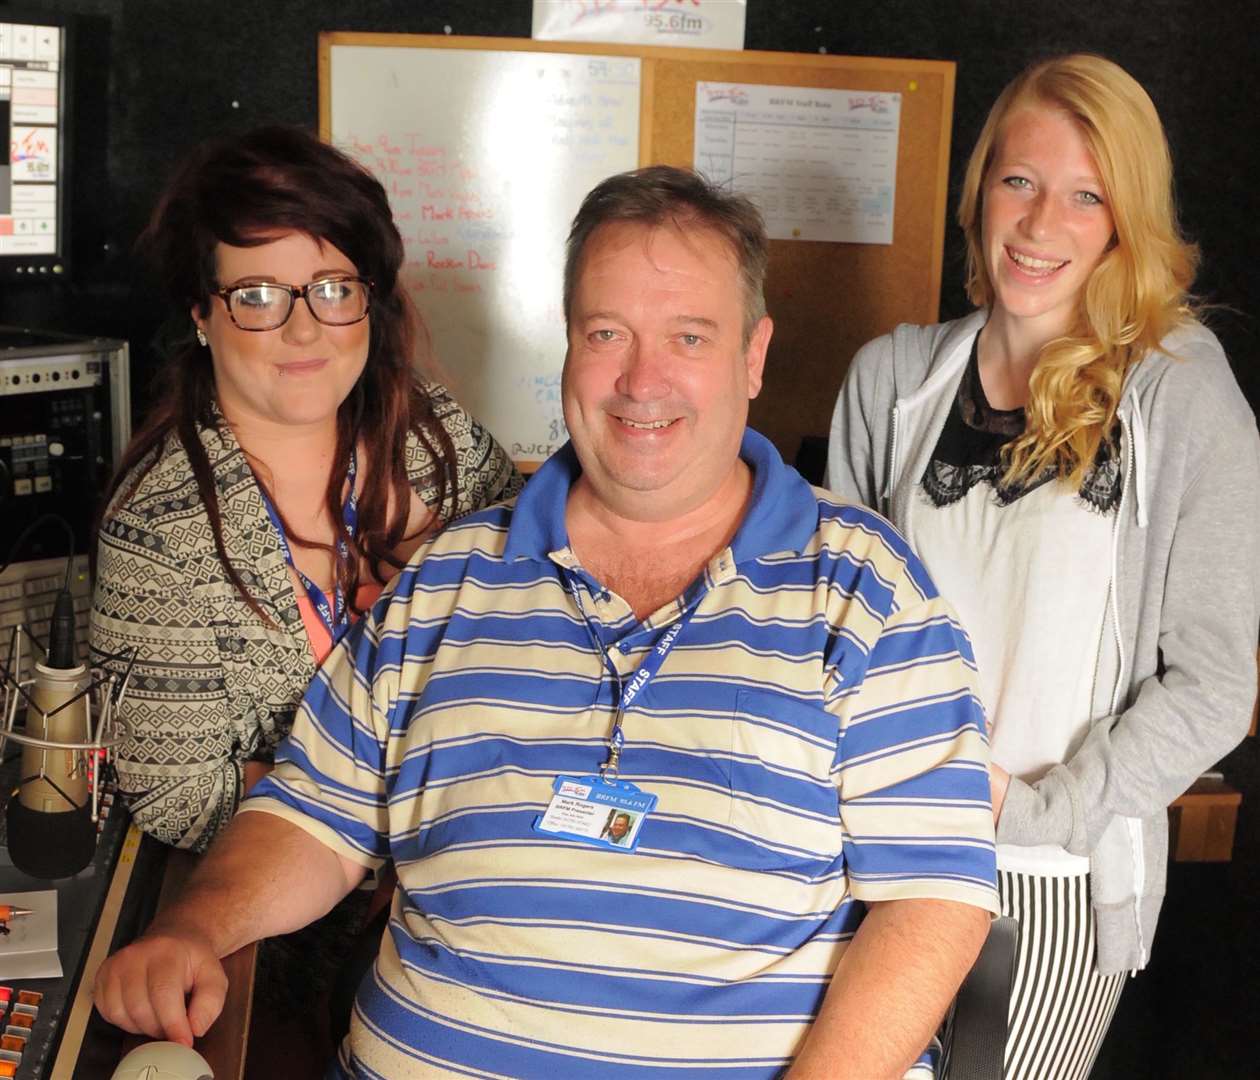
top-left (43, 834), bottom-right (257, 1080)
top-left (0, 768), bottom-right (131, 1079)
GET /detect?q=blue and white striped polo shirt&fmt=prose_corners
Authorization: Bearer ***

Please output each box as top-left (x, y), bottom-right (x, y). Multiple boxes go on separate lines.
top-left (245, 429), bottom-right (998, 1079)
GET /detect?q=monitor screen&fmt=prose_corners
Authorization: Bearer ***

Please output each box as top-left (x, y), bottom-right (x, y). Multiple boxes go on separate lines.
top-left (0, 17), bottom-right (66, 278)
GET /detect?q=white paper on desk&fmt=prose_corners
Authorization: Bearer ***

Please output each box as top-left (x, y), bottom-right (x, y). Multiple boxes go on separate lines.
top-left (533, 0), bottom-right (746, 50)
top-left (694, 82), bottom-right (902, 244)
top-left (0, 889), bottom-right (60, 979)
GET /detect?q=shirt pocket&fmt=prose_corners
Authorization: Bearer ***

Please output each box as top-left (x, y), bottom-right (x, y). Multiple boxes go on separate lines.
top-left (726, 687), bottom-right (845, 873)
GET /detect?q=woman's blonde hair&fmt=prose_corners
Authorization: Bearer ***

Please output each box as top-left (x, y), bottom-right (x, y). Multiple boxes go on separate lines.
top-left (957, 54), bottom-right (1198, 489)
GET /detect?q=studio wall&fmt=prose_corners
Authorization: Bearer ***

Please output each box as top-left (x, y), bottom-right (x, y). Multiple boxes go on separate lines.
top-left (3, 3), bottom-right (1259, 1075)
top-left (3, 0), bottom-right (1256, 415)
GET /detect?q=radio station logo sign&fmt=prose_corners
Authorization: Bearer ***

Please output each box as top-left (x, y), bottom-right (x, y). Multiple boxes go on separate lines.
top-left (532, 0), bottom-right (747, 51)
top-left (10, 127), bottom-right (55, 182)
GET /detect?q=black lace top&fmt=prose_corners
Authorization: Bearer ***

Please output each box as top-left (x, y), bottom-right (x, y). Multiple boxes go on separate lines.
top-left (921, 336), bottom-right (1123, 513)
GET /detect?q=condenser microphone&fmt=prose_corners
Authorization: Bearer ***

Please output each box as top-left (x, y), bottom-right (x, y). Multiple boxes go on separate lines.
top-left (5, 590), bottom-right (97, 878)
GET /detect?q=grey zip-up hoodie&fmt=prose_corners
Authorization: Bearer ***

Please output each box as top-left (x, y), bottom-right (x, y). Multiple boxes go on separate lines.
top-left (827, 309), bottom-right (1260, 973)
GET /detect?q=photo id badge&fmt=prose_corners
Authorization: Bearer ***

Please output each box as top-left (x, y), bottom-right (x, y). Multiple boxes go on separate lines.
top-left (533, 774), bottom-right (657, 853)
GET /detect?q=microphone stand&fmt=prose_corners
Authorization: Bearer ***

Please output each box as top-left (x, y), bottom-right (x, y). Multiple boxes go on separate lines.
top-left (0, 624), bottom-right (135, 828)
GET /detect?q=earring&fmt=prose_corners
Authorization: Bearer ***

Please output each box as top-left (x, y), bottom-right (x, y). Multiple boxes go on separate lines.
top-left (195, 327), bottom-right (208, 347)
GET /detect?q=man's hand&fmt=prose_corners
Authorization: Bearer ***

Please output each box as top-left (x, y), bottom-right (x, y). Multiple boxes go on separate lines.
top-left (93, 928), bottom-right (227, 1046)
top-left (90, 811), bottom-right (366, 1045)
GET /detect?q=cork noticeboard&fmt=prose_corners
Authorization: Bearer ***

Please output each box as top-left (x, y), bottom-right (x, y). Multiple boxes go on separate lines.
top-left (320, 33), bottom-right (954, 466)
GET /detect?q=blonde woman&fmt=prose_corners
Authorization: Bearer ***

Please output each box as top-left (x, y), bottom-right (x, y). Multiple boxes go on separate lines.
top-left (828, 55), bottom-right (1260, 1079)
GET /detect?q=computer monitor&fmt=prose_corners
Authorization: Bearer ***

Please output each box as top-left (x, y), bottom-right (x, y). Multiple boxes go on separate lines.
top-left (0, 13), bottom-right (68, 280)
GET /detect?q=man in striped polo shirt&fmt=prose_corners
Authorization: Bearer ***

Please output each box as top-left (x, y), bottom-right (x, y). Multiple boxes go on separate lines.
top-left (95, 167), bottom-right (998, 1078)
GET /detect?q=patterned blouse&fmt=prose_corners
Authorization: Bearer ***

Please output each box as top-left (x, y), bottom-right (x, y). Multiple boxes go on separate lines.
top-left (91, 385), bottom-right (521, 852)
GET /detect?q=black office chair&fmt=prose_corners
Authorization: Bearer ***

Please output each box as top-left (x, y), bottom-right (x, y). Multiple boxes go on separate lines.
top-left (946, 915), bottom-right (1020, 1080)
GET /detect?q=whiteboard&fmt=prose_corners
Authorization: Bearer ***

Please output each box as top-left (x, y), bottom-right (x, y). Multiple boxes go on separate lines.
top-left (327, 45), bottom-right (641, 462)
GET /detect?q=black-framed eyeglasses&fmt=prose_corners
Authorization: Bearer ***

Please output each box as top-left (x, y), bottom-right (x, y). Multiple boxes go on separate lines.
top-left (212, 276), bottom-right (373, 332)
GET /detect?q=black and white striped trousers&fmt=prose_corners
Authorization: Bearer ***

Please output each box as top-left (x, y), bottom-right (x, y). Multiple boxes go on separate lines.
top-left (995, 869), bottom-right (1128, 1080)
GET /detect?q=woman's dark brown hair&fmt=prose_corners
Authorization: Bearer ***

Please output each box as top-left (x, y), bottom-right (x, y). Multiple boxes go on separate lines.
top-left (107, 125), bottom-right (457, 619)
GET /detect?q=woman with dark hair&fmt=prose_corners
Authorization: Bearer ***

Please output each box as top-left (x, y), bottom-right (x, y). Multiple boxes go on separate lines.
top-left (91, 126), bottom-right (520, 853)
top-left (829, 55), bottom-right (1259, 1079)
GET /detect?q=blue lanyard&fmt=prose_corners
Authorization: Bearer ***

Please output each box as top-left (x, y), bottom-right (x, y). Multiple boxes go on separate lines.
top-left (259, 448), bottom-right (359, 642)
top-left (571, 580), bottom-right (698, 780)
